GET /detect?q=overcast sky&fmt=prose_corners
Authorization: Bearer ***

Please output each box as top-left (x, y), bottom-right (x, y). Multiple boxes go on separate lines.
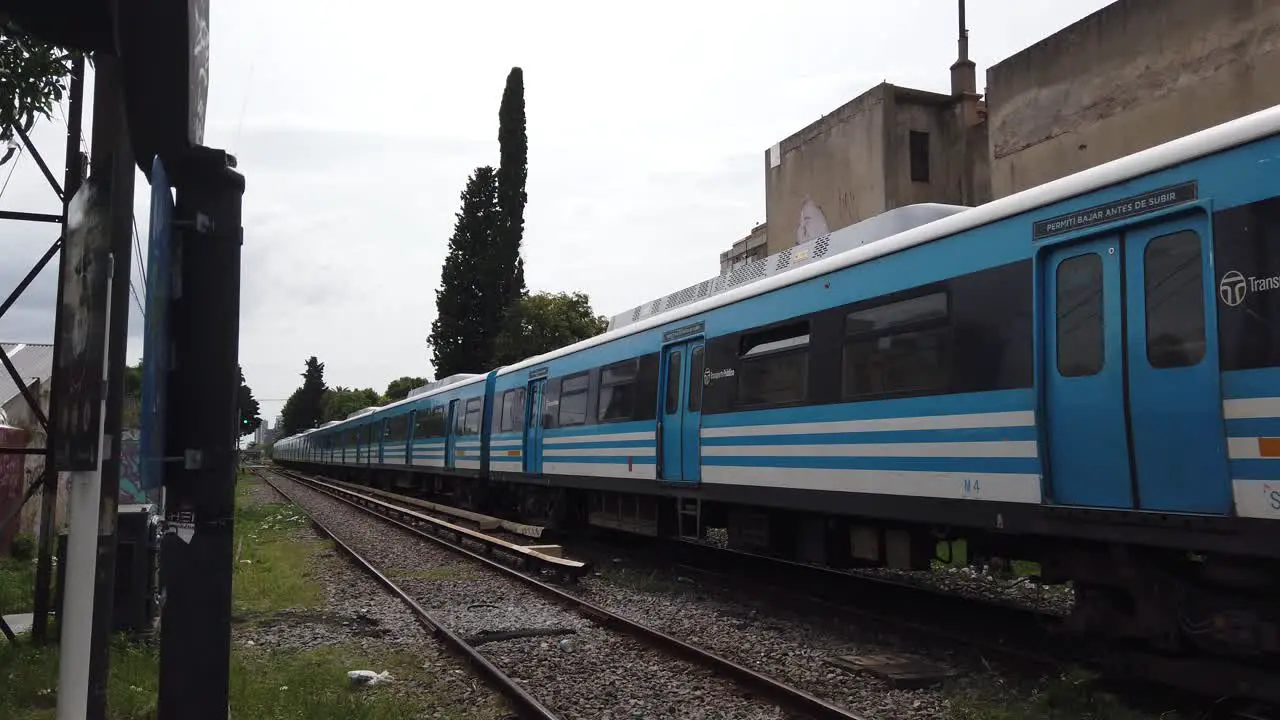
top-left (0, 0), bottom-right (1113, 427)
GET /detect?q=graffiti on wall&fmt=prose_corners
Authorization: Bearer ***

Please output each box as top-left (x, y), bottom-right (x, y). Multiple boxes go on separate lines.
top-left (796, 197), bottom-right (831, 246)
top-left (119, 429), bottom-right (157, 504)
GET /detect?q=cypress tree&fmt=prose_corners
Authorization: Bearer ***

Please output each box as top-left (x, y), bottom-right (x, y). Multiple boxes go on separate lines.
top-left (280, 356), bottom-right (326, 434)
top-left (428, 166), bottom-right (504, 379)
top-left (496, 66), bottom-right (528, 309)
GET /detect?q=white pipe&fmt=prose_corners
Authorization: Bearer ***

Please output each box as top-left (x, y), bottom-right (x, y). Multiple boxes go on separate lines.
top-left (56, 253), bottom-right (114, 720)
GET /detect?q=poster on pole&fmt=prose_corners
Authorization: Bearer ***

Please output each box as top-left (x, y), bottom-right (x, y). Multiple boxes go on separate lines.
top-left (140, 157), bottom-right (174, 495)
top-left (51, 177), bottom-right (112, 471)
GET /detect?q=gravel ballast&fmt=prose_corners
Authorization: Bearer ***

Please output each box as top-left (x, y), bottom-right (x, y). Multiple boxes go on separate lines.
top-left (269, 474), bottom-right (802, 720)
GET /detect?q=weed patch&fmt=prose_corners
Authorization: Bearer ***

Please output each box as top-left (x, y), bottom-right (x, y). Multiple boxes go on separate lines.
top-left (233, 482), bottom-right (323, 614)
top-left (0, 556), bottom-right (36, 615)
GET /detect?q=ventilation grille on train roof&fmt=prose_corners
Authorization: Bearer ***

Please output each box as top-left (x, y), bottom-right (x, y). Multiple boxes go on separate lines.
top-left (406, 372), bottom-right (483, 399)
top-left (607, 203), bottom-right (970, 332)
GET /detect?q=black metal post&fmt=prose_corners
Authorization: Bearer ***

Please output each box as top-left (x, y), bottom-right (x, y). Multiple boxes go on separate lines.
top-left (31, 53), bottom-right (85, 647)
top-left (156, 146), bottom-right (244, 720)
top-left (85, 53), bottom-right (135, 720)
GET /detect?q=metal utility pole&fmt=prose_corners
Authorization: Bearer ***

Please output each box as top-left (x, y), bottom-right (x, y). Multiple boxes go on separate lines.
top-left (156, 146), bottom-right (244, 720)
top-left (84, 52), bottom-right (136, 720)
top-left (31, 53), bottom-right (87, 648)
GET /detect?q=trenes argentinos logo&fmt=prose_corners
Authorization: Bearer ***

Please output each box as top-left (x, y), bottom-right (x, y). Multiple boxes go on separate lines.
top-left (1220, 270), bottom-right (1247, 307)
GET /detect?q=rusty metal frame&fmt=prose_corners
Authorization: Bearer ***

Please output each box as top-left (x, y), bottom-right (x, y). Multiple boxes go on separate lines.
top-left (0, 55), bottom-right (87, 648)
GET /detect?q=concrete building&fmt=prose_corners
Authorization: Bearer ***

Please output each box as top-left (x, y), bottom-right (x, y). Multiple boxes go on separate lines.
top-left (754, 7), bottom-right (987, 262)
top-left (718, 222), bottom-right (768, 274)
top-left (0, 342), bottom-right (66, 539)
top-left (986, 0), bottom-right (1280, 198)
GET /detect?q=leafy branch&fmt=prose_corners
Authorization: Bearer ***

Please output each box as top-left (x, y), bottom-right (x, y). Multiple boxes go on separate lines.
top-left (0, 30), bottom-right (78, 139)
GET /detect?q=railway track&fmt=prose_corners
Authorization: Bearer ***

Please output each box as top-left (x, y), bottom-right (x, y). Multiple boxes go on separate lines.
top-left (261, 467), bottom-right (1280, 716)
top-left (254, 467), bottom-right (873, 720)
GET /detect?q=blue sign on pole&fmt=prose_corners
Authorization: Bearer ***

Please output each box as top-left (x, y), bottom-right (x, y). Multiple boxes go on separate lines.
top-left (140, 156), bottom-right (174, 495)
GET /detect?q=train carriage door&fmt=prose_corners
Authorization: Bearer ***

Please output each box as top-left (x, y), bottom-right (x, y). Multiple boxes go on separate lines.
top-left (524, 379), bottom-right (546, 474)
top-left (683, 342), bottom-right (705, 483)
top-left (1124, 216), bottom-right (1230, 514)
top-left (659, 345), bottom-right (685, 481)
top-left (444, 399), bottom-right (461, 471)
top-left (1044, 235), bottom-right (1134, 508)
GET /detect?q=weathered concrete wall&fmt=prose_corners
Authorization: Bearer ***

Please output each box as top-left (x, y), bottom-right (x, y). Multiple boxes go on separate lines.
top-left (2, 381), bottom-right (69, 540)
top-left (764, 85), bottom-right (888, 255)
top-left (987, 0), bottom-right (1280, 198)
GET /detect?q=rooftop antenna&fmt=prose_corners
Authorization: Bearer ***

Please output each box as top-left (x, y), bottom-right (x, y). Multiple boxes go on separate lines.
top-left (950, 0), bottom-right (977, 96)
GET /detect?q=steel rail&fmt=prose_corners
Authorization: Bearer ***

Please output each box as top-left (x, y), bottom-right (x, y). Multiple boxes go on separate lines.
top-left (271, 466), bottom-right (874, 720)
top-left (254, 469), bottom-right (560, 720)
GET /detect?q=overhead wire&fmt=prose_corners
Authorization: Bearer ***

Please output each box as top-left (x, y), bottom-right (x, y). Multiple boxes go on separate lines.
top-left (0, 145), bottom-right (23, 201)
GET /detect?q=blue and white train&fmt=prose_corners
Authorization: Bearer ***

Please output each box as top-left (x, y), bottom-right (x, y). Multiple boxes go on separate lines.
top-left (277, 104), bottom-right (1280, 660)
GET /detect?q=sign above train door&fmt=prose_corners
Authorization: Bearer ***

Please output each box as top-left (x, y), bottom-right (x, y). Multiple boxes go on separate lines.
top-left (1032, 181), bottom-right (1199, 241)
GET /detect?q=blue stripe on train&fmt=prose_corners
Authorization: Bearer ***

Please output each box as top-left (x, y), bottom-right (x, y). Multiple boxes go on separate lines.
top-left (1229, 459), bottom-right (1280, 480)
top-left (1226, 418), bottom-right (1280, 436)
top-left (1221, 368), bottom-right (1280, 399)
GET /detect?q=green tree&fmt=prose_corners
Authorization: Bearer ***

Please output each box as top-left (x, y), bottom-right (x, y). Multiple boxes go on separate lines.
top-left (493, 291), bottom-right (609, 366)
top-left (385, 376), bottom-right (428, 403)
top-left (496, 66), bottom-right (528, 309)
top-left (427, 166), bottom-right (505, 379)
top-left (0, 31), bottom-right (78, 142)
top-left (238, 366), bottom-right (262, 437)
top-left (320, 387), bottom-right (382, 423)
top-left (280, 356), bottom-right (326, 434)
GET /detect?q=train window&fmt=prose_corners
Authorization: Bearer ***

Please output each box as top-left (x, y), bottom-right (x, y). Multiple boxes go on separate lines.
top-left (739, 321), bottom-right (809, 406)
top-left (413, 407), bottom-right (440, 440)
top-left (688, 345), bottom-right (705, 412)
top-left (463, 398), bottom-right (483, 435)
top-left (500, 390), bottom-right (516, 432)
top-left (665, 350), bottom-right (682, 414)
top-left (498, 389), bottom-right (526, 433)
top-left (387, 416), bottom-right (408, 442)
top-left (511, 388), bottom-right (525, 433)
top-left (1056, 253), bottom-right (1104, 377)
top-left (599, 360), bottom-right (638, 423)
top-left (843, 292), bottom-right (950, 399)
top-left (559, 373), bottom-right (590, 426)
top-left (1145, 230), bottom-right (1206, 369)
top-left (847, 292), bottom-right (947, 333)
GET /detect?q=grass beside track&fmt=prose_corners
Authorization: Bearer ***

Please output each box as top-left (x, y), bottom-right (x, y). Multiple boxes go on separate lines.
top-left (0, 472), bottom-right (506, 719)
top-left (0, 554), bottom-right (35, 615)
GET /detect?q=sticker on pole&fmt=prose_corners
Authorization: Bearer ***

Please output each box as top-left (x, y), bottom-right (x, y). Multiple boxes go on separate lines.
top-left (165, 510), bottom-right (195, 544)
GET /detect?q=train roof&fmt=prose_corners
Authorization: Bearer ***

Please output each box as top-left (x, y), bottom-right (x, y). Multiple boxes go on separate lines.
top-left (496, 102), bottom-right (1280, 378)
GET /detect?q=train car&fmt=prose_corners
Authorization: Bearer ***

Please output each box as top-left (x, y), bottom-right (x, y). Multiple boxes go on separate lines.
top-left (276, 102), bottom-right (1280, 661)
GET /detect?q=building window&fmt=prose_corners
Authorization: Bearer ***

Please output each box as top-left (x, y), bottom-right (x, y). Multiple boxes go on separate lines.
top-left (559, 372), bottom-right (589, 426)
top-left (909, 130), bottom-right (930, 183)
